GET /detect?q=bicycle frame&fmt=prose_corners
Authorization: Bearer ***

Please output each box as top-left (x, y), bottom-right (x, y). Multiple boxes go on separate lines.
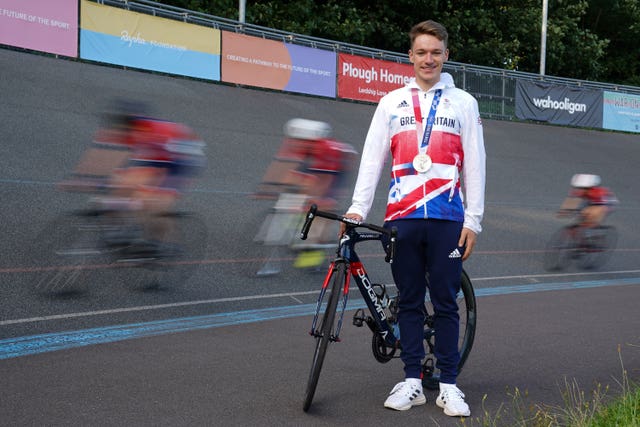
top-left (302, 205), bottom-right (398, 348)
top-left (301, 204), bottom-right (477, 411)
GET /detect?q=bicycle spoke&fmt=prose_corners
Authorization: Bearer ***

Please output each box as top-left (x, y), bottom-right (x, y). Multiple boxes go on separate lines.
top-left (32, 212), bottom-right (105, 295)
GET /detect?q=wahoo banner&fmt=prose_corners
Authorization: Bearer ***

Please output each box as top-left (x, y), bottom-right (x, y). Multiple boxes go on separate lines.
top-left (516, 80), bottom-right (602, 128)
top-left (80, 0), bottom-right (220, 81)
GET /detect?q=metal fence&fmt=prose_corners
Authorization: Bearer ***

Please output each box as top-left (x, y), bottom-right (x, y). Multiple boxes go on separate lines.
top-left (97, 0), bottom-right (640, 121)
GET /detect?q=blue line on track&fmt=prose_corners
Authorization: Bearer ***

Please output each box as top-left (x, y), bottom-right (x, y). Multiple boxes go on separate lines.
top-left (1, 277), bottom-right (638, 360)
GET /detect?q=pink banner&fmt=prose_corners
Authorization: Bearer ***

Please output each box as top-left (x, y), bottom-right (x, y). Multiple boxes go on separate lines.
top-left (0, 0), bottom-right (78, 57)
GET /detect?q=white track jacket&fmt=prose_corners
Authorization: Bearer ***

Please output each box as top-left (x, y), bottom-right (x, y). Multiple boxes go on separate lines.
top-left (347, 73), bottom-right (486, 234)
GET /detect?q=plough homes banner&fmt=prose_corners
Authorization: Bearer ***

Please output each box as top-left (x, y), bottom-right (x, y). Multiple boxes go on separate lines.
top-left (0, 0), bottom-right (77, 57)
top-left (516, 80), bottom-right (603, 128)
top-left (221, 32), bottom-right (336, 98)
top-left (337, 53), bottom-right (414, 103)
top-left (80, 0), bottom-right (220, 81)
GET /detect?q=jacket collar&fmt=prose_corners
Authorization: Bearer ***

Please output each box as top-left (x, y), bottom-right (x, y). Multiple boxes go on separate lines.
top-left (407, 72), bottom-right (455, 92)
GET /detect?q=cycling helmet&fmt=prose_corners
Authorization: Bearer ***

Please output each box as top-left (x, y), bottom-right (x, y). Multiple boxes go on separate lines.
top-left (570, 173), bottom-right (601, 188)
top-left (106, 98), bottom-right (150, 128)
top-left (284, 118), bottom-right (332, 140)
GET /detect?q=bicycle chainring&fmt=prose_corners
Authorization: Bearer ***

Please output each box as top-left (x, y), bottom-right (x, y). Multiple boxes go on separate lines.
top-left (372, 332), bottom-right (396, 363)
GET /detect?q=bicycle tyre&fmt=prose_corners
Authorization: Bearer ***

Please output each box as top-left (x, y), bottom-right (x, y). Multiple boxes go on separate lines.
top-left (32, 211), bottom-right (107, 295)
top-left (457, 270), bottom-right (476, 371)
top-left (423, 269), bottom-right (477, 390)
top-left (577, 225), bottom-right (617, 270)
top-left (543, 226), bottom-right (574, 271)
top-left (302, 262), bottom-right (345, 412)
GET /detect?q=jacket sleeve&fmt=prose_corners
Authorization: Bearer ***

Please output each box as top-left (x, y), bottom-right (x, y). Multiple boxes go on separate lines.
top-left (459, 96), bottom-right (486, 234)
top-left (346, 100), bottom-right (390, 221)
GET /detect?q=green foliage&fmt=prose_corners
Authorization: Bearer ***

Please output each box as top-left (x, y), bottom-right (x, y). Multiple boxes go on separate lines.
top-left (584, 0), bottom-right (640, 86)
top-left (589, 386), bottom-right (640, 427)
top-left (463, 345), bottom-right (640, 427)
top-left (154, 0), bottom-right (637, 86)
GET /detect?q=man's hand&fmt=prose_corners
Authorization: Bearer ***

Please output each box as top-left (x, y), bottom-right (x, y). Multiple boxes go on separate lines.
top-left (458, 227), bottom-right (477, 261)
top-left (339, 213), bottom-right (363, 237)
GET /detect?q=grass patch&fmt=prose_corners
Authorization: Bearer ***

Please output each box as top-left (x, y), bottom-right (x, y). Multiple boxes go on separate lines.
top-left (459, 344), bottom-right (639, 426)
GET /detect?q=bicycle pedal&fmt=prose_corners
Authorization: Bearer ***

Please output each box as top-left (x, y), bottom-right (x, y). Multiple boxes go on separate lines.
top-left (352, 308), bottom-right (366, 327)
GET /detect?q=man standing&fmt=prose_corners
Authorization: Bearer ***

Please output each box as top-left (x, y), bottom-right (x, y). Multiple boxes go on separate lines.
top-left (343, 20), bottom-right (485, 417)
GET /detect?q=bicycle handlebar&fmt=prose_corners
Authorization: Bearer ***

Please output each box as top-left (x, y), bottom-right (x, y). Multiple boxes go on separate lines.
top-left (300, 204), bottom-right (397, 263)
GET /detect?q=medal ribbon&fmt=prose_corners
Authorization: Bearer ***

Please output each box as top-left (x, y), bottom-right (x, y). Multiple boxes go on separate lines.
top-left (411, 88), bottom-right (442, 154)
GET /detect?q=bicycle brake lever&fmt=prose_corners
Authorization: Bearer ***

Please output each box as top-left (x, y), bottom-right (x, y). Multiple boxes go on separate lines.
top-left (300, 204), bottom-right (318, 240)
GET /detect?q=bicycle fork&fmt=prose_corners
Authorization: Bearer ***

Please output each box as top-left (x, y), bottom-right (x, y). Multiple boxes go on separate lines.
top-left (309, 261), bottom-right (350, 342)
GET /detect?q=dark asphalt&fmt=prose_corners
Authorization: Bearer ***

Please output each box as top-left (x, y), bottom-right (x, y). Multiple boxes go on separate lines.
top-left (2, 284), bottom-right (638, 426)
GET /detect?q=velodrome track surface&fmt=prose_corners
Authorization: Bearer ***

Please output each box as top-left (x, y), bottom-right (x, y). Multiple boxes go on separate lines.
top-left (1, 47), bottom-right (639, 425)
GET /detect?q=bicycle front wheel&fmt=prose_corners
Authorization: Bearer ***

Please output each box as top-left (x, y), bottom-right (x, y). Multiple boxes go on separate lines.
top-left (303, 262), bottom-right (345, 412)
top-left (32, 211), bottom-right (107, 295)
top-left (423, 269), bottom-right (477, 390)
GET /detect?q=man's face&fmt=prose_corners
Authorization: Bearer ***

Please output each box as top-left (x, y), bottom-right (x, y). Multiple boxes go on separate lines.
top-left (409, 33), bottom-right (449, 90)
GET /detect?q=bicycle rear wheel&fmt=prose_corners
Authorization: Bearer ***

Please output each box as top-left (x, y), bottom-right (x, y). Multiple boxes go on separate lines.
top-left (303, 262), bottom-right (345, 412)
top-left (422, 269), bottom-right (477, 390)
top-left (124, 212), bottom-right (208, 289)
top-left (543, 226), bottom-right (574, 271)
top-left (577, 225), bottom-right (617, 270)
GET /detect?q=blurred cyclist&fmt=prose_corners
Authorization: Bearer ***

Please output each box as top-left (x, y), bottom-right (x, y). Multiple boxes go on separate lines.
top-left (63, 99), bottom-right (206, 254)
top-left (257, 118), bottom-right (356, 201)
top-left (254, 118), bottom-right (356, 272)
top-left (558, 174), bottom-right (617, 229)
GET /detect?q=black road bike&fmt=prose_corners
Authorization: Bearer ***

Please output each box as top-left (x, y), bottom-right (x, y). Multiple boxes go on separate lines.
top-left (299, 205), bottom-right (477, 412)
top-left (33, 207), bottom-right (208, 294)
top-left (543, 222), bottom-right (617, 271)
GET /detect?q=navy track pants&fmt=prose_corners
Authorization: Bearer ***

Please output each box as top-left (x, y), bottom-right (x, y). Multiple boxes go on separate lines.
top-left (384, 218), bottom-right (463, 383)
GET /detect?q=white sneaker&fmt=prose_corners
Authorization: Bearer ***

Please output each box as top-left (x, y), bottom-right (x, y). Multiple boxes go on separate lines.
top-left (436, 384), bottom-right (470, 417)
top-left (383, 380), bottom-right (426, 411)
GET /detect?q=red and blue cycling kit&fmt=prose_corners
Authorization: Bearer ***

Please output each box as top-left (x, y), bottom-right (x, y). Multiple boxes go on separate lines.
top-left (97, 117), bottom-right (205, 191)
top-left (124, 118), bottom-right (204, 167)
top-left (571, 186), bottom-right (617, 207)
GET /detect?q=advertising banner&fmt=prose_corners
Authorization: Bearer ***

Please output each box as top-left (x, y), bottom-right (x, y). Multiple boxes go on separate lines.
top-left (221, 32), bottom-right (336, 98)
top-left (337, 53), bottom-right (413, 103)
top-left (602, 91), bottom-right (640, 133)
top-left (515, 80), bottom-right (603, 128)
top-left (80, 0), bottom-right (220, 81)
top-left (0, 0), bottom-right (77, 57)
